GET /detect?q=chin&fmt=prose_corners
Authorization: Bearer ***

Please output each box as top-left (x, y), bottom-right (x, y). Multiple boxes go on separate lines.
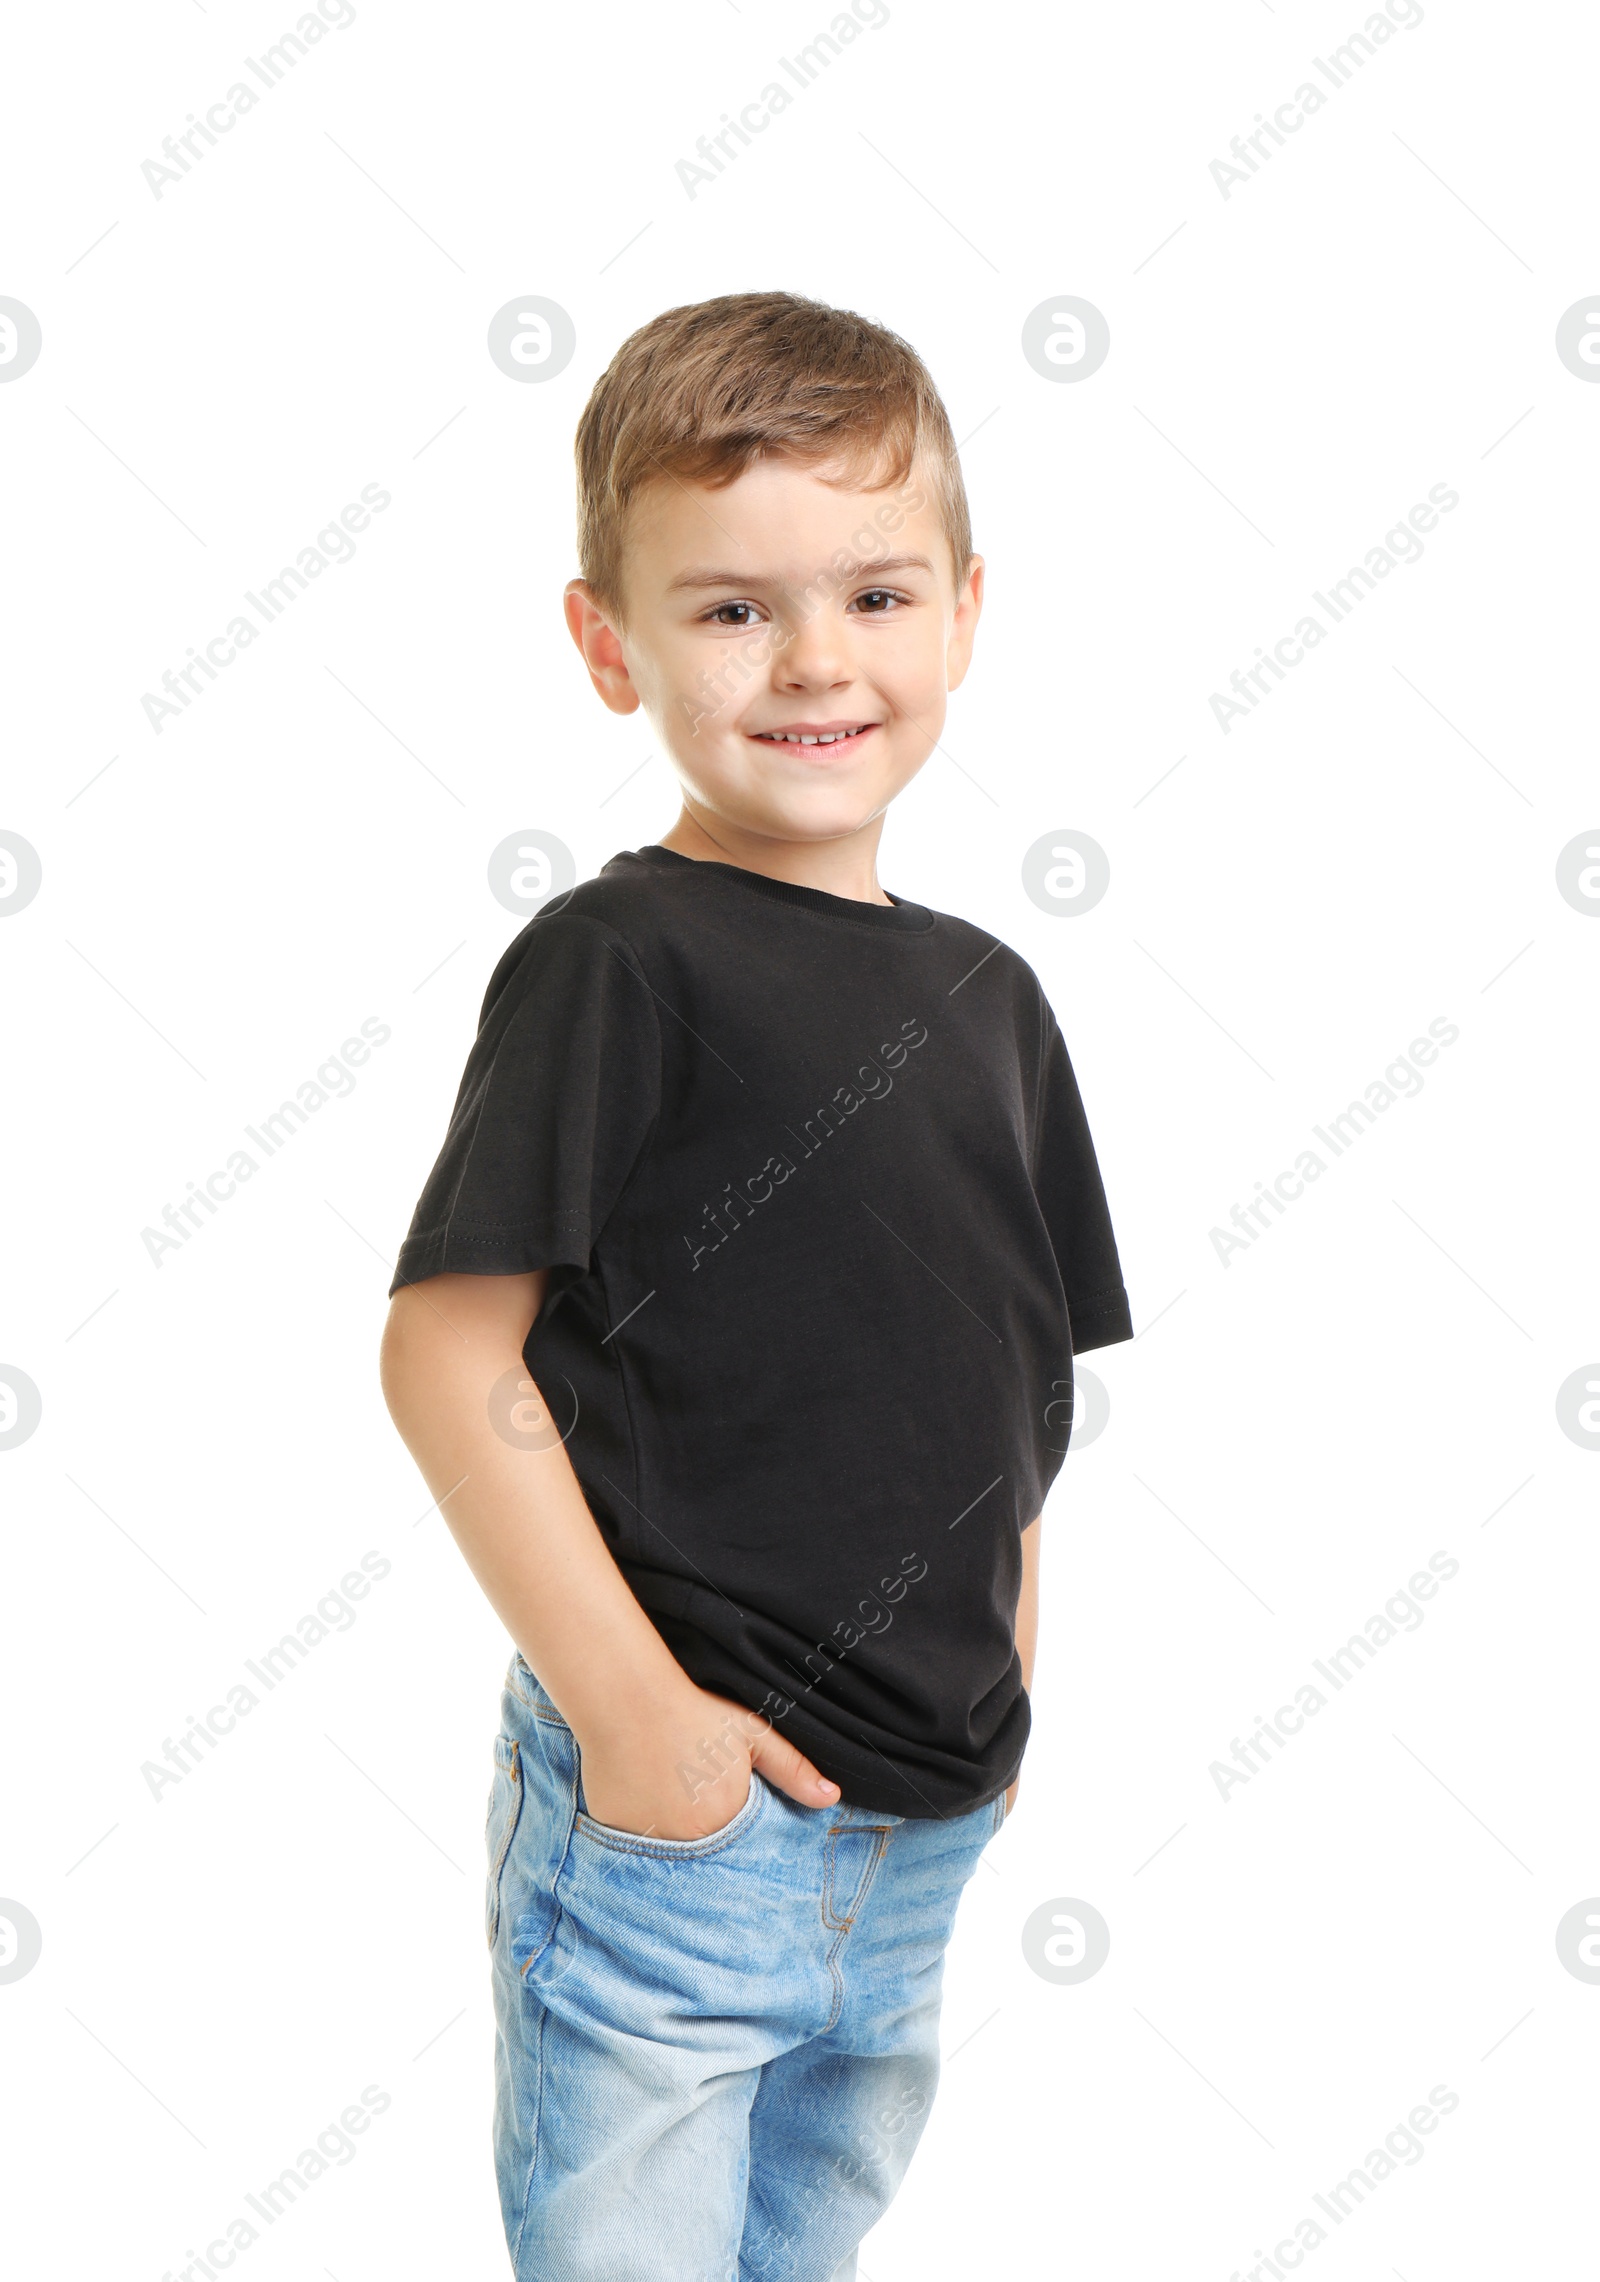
top-left (761, 800), bottom-right (887, 844)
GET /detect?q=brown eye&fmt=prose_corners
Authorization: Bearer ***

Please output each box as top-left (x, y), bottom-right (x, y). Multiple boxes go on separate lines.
top-left (854, 589), bottom-right (896, 613)
top-left (711, 601), bottom-right (758, 626)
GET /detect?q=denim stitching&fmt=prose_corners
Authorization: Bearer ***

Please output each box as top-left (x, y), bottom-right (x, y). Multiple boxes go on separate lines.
top-left (573, 1775), bottom-right (766, 1861)
top-left (509, 1998), bottom-right (547, 2276)
top-left (820, 1825), bottom-right (891, 2032)
top-left (486, 1739), bottom-right (524, 1949)
top-left (517, 1724), bottom-right (582, 1987)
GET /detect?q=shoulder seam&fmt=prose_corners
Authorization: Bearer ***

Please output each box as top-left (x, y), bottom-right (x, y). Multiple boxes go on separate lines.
top-left (524, 907), bottom-right (649, 963)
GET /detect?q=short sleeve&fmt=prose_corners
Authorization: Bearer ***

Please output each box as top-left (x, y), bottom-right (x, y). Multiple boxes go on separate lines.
top-left (1031, 998), bottom-right (1134, 1352)
top-left (388, 914), bottom-right (661, 1295)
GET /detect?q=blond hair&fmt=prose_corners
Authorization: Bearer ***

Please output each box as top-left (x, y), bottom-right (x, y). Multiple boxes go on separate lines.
top-left (574, 291), bottom-right (972, 615)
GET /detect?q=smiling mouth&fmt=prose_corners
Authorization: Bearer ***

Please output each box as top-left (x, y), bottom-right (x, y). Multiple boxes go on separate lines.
top-left (750, 722), bottom-right (878, 748)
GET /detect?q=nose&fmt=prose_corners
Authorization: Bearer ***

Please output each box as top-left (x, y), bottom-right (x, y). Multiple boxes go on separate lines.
top-left (774, 601), bottom-right (854, 693)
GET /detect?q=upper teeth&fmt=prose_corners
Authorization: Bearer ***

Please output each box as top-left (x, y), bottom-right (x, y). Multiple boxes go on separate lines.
top-left (759, 727), bottom-right (866, 744)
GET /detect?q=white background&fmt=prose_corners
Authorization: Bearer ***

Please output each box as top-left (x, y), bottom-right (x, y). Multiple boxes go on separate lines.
top-left (3, 1), bottom-right (1597, 2275)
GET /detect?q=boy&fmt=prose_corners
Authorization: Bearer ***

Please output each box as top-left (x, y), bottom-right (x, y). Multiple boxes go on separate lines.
top-left (379, 291), bottom-right (1132, 2281)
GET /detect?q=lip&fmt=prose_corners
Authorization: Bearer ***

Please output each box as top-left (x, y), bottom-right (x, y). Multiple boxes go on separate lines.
top-left (748, 722), bottom-right (880, 750)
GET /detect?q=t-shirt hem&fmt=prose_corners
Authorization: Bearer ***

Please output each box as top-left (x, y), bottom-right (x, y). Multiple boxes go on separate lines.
top-left (778, 1716), bottom-right (1020, 1818)
top-left (771, 1723), bottom-right (1015, 1819)
top-left (634, 1600), bottom-right (1026, 1818)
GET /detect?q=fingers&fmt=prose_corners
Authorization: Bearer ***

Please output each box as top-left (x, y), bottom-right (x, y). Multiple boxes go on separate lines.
top-left (698, 1689), bottom-right (843, 1808)
top-left (749, 1723), bottom-right (841, 1807)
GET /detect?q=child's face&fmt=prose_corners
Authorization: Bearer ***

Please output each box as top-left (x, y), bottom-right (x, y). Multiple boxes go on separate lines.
top-left (566, 455), bottom-right (983, 846)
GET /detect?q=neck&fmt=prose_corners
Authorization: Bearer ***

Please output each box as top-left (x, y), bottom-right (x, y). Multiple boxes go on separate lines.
top-left (656, 805), bottom-right (893, 905)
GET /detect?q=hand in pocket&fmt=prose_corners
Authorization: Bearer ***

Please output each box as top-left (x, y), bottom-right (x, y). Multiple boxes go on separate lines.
top-left (575, 1683), bottom-right (841, 1840)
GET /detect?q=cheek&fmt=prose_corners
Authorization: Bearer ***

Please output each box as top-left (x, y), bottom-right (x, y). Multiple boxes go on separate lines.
top-left (640, 631), bottom-right (738, 721)
top-left (872, 625), bottom-right (950, 710)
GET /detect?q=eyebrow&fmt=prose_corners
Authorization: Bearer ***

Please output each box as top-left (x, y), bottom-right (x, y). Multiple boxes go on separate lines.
top-left (665, 551), bottom-right (936, 593)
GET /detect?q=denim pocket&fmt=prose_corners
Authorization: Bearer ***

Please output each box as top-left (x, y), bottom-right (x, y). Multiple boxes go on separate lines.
top-left (573, 1766), bottom-right (769, 1859)
top-left (510, 1649), bottom-right (769, 1857)
top-left (485, 1734), bottom-right (525, 1949)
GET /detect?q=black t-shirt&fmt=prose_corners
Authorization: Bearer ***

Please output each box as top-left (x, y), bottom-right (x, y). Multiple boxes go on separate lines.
top-left (390, 846), bottom-right (1132, 1816)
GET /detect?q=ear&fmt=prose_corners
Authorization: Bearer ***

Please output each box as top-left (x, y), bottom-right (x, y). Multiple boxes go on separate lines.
top-left (944, 555), bottom-right (985, 693)
top-left (564, 580), bottom-right (641, 715)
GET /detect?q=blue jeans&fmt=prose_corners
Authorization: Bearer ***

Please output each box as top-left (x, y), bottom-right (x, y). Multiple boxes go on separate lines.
top-left (486, 1651), bottom-right (1004, 2281)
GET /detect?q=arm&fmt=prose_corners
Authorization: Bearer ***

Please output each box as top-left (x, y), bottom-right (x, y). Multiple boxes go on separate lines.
top-left (1006, 1515), bottom-right (1041, 1817)
top-left (379, 1270), bottom-right (839, 1837)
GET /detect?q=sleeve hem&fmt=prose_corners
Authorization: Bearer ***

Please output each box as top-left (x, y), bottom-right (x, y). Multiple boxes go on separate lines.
top-left (1068, 1287), bottom-right (1134, 1352)
top-left (387, 1222), bottom-right (593, 1297)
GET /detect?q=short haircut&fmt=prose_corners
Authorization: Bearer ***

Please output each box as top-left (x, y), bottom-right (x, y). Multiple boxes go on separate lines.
top-left (574, 291), bottom-right (973, 616)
